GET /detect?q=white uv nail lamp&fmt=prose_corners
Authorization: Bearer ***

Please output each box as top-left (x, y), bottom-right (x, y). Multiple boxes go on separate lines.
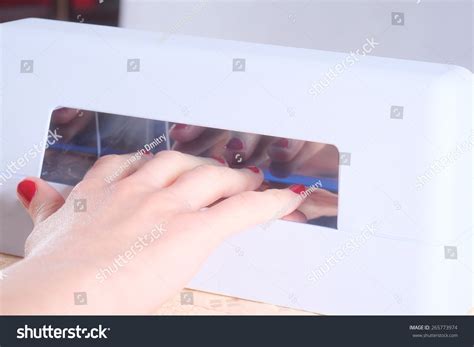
top-left (0, 19), bottom-right (472, 314)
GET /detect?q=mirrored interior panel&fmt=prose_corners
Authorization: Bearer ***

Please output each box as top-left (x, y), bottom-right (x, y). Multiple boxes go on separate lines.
top-left (41, 107), bottom-right (340, 228)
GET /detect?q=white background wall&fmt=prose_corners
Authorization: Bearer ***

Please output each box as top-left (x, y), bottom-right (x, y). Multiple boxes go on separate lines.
top-left (120, 0), bottom-right (473, 71)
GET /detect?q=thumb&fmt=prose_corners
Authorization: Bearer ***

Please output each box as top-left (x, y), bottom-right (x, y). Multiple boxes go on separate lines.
top-left (17, 178), bottom-right (65, 226)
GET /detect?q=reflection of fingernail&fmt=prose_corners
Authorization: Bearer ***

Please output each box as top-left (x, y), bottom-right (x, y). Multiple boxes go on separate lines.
top-left (269, 162), bottom-right (291, 178)
top-left (289, 184), bottom-right (306, 195)
top-left (246, 166), bottom-right (260, 173)
top-left (226, 138), bottom-right (243, 150)
top-left (212, 156), bottom-right (226, 164)
top-left (173, 124), bottom-right (187, 130)
top-left (17, 180), bottom-right (37, 206)
top-left (273, 138), bottom-right (289, 148)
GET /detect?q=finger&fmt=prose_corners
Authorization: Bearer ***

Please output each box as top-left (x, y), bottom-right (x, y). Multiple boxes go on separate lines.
top-left (224, 132), bottom-right (262, 166)
top-left (83, 152), bottom-right (153, 183)
top-left (171, 128), bottom-right (230, 156)
top-left (298, 189), bottom-right (338, 219)
top-left (269, 143), bottom-right (339, 178)
top-left (267, 138), bottom-right (305, 162)
top-left (51, 108), bottom-right (84, 124)
top-left (17, 177), bottom-right (65, 226)
top-left (51, 108), bottom-right (95, 142)
top-left (199, 185), bottom-right (307, 239)
top-left (236, 135), bottom-right (274, 167)
top-left (169, 124), bottom-right (206, 142)
top-left (124, 150), bottom-right (226, 190)
top-left (282, 210), bottom-right (308, 223)
top-left (163, 165), bottom-right (263, 210)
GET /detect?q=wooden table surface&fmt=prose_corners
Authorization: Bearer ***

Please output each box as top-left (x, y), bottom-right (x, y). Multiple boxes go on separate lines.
top-left (0, 253), bottom-right (313, 315)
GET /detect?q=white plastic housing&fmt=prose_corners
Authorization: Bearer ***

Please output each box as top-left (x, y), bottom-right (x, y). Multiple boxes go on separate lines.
top-left (0, 19), bottom-right (472, 314)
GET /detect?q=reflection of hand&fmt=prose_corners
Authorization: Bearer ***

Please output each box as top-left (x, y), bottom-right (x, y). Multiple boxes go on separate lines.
top-left (170, 124), bottom-right (272, 166)
top-left (267, 140), bottom-right (339, 178)
top-left (296, 188), bottom-right (338, 221)
top-left (169, 124), bottom-right (230, 158)
top-left (51, 108), bottom-right (95, 142)
top-left (3, 151), bottom-right (305, 314)
top-left (170, 124), bottom-right (339, 178)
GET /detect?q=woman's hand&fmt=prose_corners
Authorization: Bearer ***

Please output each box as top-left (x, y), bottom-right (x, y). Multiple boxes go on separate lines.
top-left (1, 151), bottom-right (305, 314)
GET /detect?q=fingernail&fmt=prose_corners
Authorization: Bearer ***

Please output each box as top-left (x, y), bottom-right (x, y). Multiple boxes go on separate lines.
top-left (173, 124), bottom-right (188, 130)
top-left (289, 184), bottom-right (306, 195)
top-left (226, 137), bottom-right (244, 151)
top-left (17, 179), bottom-right (37, 206)
top-left (246, 166), bottom-right (260, 173)
top-left (273, 138), bottom-right (289, 148)
top-left (212, 156), bottom-right (226, 164)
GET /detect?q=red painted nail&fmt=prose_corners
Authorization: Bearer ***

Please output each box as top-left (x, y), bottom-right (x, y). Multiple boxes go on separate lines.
top-left (212, 156), bottom-right (226, 164)
top-left (226, 137), bottom-right (244, 150)
top-left (246, 166), bottom-right (260, 173)
top-left (173, 124), bottom-right (188, 130)
top-left (289, 184), bottom-right (306, 195)
top-left (273, 138), bottom-right (289, 148)
top-left (17, 179), bottom-right (37, 206)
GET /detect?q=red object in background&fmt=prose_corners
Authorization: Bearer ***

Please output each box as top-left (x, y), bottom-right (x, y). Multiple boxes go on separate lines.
top-left (0, 0), bottom-right (118, 28)
top-left (71, 0), bottom-right (97, 11)
top-left (0, 0), bottom-right (99, 11)
top-left (0, 0), bottom-right (55, 22)
top-left (0, 0), bottom-right (51, 5)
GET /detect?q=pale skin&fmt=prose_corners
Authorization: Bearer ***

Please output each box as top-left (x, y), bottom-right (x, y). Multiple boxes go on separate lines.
top-left (0, 151), bottom-right (307, 314)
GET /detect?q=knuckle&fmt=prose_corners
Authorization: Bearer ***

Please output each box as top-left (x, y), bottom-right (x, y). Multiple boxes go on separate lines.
top-left (154, 150), bottom-right (183, 162)
top-left (112, 180), bottom-right (132, 195)
top-left (72, 177), bottom-right (102, 193)
top-left (264, 189), bottom-right (287, 206)
top-left (234, 190), bottom-right (260, 206)
top-left (141, 192), bottom-right (182, 215)
top-left (96, 154), bottom-right (121, 166)
top-left (192, 164), bottom-right (227, 180)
